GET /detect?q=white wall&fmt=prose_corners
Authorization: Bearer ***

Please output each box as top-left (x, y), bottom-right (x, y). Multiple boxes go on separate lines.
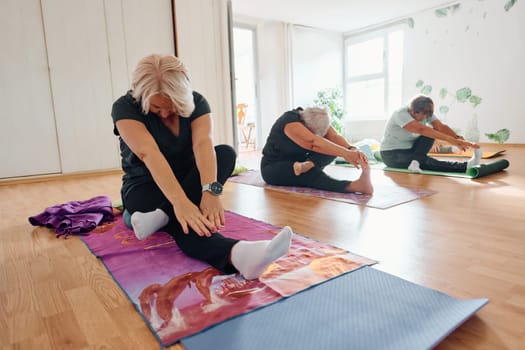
top-left (105, 0), bottom-right (175, 99)
top-left (232, 0), bottom-right (525, 145)
top-left (404, 0), bottom-right (524, 143)
top-left (255, 21), bottom-right (291, 147)
top-left (175, 0), bottom-right (235, 146)
top-left (291, 26), bottom-right (343, 108)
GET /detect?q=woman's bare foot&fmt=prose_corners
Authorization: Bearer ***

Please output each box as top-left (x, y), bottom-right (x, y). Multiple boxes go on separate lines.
top-left (293, 161), bottom-right (315, 176)
top-left (346, 166), bottom-right (374, 194)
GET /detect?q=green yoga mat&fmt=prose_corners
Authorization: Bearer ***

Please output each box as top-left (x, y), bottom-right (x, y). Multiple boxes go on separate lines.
top-left (384, 159), bottom-right (510, 178)
top-left (335, 158), bottom-right (510, 178)
top-left (466, 159), bottom-right (510, 177)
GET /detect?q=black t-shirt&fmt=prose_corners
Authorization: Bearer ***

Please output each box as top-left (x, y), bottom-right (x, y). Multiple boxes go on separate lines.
top-left (111, 90), bottom-right (210, 195)
top-left (262, 109), bottom-right (309, 162)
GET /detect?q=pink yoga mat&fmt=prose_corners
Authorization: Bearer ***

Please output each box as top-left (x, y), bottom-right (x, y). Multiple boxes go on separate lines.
top-left (82, 212), bottom-right (375, 347)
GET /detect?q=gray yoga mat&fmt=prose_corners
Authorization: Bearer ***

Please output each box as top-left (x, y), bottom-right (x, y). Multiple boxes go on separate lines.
top-left (181, 266), bottom-right (488, 350)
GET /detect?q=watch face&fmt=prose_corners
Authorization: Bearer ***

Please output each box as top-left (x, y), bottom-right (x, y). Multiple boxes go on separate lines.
top-left (210, 182), bottom-right (223, 195)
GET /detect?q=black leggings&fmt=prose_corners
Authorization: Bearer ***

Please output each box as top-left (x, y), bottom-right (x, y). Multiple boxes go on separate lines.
top-left (261, 151), bottom-right (350, 193)
top-left (122, 144), bottom-right (238, 273)
top-left (380, 136), bottom-right (467, 172)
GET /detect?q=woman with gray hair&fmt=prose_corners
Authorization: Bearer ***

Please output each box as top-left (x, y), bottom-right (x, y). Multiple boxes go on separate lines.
top-left (261, 106), bottom-right (373, 194)
top-left (380, 94), bottom-right (481, 172)
top-left (111, 54), bottom-right (292, 280)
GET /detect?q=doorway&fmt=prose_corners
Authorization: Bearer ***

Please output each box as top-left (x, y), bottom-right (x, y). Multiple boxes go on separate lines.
top-left (232, 25), bottom-right (259, 153)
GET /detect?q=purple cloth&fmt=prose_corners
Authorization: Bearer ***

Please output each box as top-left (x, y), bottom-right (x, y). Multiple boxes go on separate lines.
top-left (29, 195), bottom-right (114, 238)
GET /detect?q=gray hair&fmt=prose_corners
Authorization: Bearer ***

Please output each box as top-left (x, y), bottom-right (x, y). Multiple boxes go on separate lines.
top-left (131, 54), bottom-right (195, 117)
top-left (301, 107), bottom-right (331, 136)
top-left (409, 94), bottom-right (434, 114)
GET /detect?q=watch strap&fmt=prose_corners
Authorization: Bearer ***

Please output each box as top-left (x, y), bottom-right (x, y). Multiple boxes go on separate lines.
top-left (202, 181), bottom-right (223, 195)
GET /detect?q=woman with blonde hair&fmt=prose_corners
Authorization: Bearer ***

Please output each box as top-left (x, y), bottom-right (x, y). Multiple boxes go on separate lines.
top-left (112, 54), bottom-right (292, 280)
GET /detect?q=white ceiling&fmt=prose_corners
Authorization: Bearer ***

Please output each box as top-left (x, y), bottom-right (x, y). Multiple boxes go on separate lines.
top-left (231, 0), bottom-right (455, 33)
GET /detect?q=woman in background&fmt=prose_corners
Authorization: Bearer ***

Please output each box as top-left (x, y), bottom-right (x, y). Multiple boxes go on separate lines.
top-left (380, 95), bottom-right (481, 173)
top-left (261, 106), bottom-right (373, 194)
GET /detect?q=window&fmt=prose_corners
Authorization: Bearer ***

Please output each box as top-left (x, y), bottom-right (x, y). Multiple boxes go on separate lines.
top-left (344, 27), bottom-right (404, 120)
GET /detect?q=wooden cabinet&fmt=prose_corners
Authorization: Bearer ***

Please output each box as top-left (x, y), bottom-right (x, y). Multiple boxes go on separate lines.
top-left (1, 0), bottom-right (175, 179)
top-left (0, 0), bottom-right (61, 178)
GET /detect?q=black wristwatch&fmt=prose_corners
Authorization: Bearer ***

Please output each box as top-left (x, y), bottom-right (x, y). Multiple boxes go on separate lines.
top-left (202, 181), bottom-right (223, 195)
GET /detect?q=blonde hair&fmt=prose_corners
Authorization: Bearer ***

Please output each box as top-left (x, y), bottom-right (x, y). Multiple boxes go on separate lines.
top-left (301, 107), bottom-right (331, 136)
top-left (131, 54), bottom-right (195, 117)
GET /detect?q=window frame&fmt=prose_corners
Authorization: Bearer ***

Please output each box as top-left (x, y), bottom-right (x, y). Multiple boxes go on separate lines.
top-left (343, 24), bottom-right (405, 121)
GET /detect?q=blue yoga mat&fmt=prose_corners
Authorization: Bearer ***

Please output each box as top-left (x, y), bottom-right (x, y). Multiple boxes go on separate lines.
top-left (181, 267), bottom-right (488, 350)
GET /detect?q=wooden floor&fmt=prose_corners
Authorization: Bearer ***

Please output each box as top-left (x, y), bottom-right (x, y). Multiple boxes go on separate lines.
top-left (1, 144), bottom-right (524, 349)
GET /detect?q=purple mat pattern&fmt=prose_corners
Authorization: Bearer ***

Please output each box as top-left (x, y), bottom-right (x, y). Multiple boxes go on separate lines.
top-left (81, 212), bottom-right (375, 347)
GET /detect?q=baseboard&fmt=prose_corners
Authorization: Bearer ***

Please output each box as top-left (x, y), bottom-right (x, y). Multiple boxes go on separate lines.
top-left (0, 168), bottom-right (123, 186)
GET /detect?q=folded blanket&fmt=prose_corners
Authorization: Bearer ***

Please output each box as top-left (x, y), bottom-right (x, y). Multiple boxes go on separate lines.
top-left (29, 195), bottom-right (114, 238)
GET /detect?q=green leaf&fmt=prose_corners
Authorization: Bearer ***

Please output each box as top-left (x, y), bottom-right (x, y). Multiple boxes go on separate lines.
top-left (416, 80), bottom-right (424, 88)
top-left (485, 129), bottom-right (510, 143)
top-left (314, 86), bottom-right (345, 134)
top-left (439, 88), bottom-right (448, 99)
top-left (435, 8), bottom-right (448, 17)
top-left (456, 87), bottom-right (472, 103)
top-left (469, 95), bottom-right (482, 107)
top-left (421, 85), bottom-right (432, 95)
top-left (504, 0), bottom-right (517, 11)
top-left (439, 105), bottom-right (449, 114)
top-left (407, 17), bottom-right (415, 28)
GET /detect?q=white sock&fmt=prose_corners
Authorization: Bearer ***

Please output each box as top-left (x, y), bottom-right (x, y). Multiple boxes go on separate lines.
top-left (131, 209), bottom-right (169, 240)
top-left (408, 160), bottom-right (422, 173)
top-left (467, 148), bottom-right (482, 169)
top-left (231, 226), bottom-right (293, 280)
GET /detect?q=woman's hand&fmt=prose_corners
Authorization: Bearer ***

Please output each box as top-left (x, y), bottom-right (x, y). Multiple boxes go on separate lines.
top-left (200, 192), bottom-right (225, 231)
top-left (451, 138), bottom-right (480, 152)
top-left (172, 196), bottom-right (215, 237)
top-left (342, 149), bottom-right (369, 169)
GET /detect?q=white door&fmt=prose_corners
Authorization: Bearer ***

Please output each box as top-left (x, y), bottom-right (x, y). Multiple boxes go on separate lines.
top-left (42, 0), bottom-right (175, 173)
top-left (0, 0), bottom-right (61, 178)
top-left (42, 0), bottom-right (119, 173)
